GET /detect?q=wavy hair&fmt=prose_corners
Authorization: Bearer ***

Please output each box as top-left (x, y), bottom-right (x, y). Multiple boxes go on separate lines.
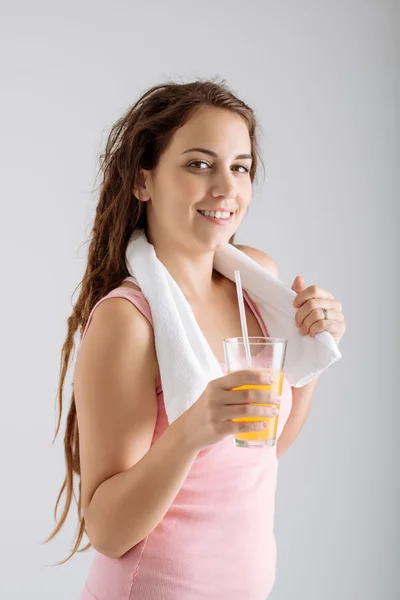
top-left (44, 77), bottom-right (265, 564)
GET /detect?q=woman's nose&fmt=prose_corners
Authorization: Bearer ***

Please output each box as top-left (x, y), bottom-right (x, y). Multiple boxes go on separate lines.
top-left (209, 169), bottom-right (237, 199)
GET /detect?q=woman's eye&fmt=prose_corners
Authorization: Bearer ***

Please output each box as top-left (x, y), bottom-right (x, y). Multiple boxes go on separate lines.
top-left (235, 165), bottom-right (250, 173)
top-left (187, 160), bottom-right (249, 173)
top-left (188, 160), bottom-right (209, 169)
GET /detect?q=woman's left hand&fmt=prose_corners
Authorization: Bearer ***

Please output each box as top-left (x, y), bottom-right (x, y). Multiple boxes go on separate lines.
top-left (291, 276), bottom-right (346, 346)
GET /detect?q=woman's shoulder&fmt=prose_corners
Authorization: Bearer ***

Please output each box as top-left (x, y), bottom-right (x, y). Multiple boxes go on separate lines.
top-left (117, 278), bottom-right (142, 293)
top-left (233, 245), bottom-right (279, 278)
top-left (78, 283), bottom-right (160, 389)
top-left (81, 279), bottom-right (152, 345)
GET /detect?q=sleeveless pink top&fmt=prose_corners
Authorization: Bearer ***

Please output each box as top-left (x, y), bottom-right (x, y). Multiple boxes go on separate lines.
top-left (80, 278), bottom-right (293, 600)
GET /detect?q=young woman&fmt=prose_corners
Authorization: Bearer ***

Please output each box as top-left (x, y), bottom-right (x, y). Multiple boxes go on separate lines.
top-left (46, 79), bottom-right (346, 600)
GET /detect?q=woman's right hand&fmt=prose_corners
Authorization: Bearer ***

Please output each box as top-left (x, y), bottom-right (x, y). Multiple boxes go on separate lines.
top-left (178, 369), bottom-right (281, 452)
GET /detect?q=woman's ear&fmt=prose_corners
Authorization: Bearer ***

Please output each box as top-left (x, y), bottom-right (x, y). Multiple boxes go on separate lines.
top-left (133, 169), bottom-right (151, 202)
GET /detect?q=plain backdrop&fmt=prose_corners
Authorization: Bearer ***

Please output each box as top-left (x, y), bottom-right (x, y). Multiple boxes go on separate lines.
top-left (1, 1), bottom-right (398, 599)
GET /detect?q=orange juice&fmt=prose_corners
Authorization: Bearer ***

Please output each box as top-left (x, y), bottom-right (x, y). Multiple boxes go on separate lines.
top-left (230, 372), bottom-right (284, 445)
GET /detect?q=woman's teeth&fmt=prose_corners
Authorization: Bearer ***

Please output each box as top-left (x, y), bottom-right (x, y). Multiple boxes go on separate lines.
top-left (198, 210), bottom-right (231, 219)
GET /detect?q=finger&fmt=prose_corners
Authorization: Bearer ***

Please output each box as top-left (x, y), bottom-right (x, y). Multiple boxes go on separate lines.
top-left (216, 418), bottom-right (267, 438)
top-left (223, 387), bottom-right (280, 406)
top-left (303, 313), bottom-right (344, 337)
top-left (293, 285), bottom-right (335, 309)
top-left (299, 308), bottom-right (344, 335)
top-left (295, 298), bottom-right (340, 329)
top-left (308, 319), bottom-right (345, 338)
top-left (300, 309), bottom-right (345, 336)
top-left (222, 402), bottom-right (280, 420)
top-left (219, 369), bottom-right (275, 390)
top-left (232, 420), bottom-right (269, 434)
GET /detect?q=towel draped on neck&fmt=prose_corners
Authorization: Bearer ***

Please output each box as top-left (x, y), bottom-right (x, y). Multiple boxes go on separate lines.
top-left (126, 230), bottom-right (342, 425)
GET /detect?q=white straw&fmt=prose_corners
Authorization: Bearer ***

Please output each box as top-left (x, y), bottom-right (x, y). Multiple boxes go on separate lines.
top-left (234, 270), bottom-right (252, 367)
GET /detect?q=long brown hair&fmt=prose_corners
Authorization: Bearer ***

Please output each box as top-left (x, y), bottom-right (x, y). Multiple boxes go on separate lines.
top-left (44, 77), bottom-right (265, 564)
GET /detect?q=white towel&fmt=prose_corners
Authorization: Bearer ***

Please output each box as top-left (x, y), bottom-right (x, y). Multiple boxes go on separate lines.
top-left (126, 230), bottom-right (342, 425)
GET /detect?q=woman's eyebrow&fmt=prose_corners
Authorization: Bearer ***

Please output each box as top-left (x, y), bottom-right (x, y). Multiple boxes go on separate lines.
top-left (181, 147), bottom-right (252, 161)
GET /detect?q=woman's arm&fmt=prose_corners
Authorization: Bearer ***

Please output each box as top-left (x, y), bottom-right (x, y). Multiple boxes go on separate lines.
top-left (238, 246), bottom-right (345, 460)
top-left (75, 298), bottom-right (199, 560)
top-left (236, 245), bottom-right (317, 458)
top-left (276, 376), bottom-right (320, 459)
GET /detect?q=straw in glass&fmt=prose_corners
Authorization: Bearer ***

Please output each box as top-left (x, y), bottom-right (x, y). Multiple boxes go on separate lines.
top-left (234, 270), bottom-right (252, 367)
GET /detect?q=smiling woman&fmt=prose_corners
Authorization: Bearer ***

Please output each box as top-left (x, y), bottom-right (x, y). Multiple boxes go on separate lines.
top-left (132, 103), bottom-right (258, 259)
top-left (45, 78), bottom-right (296, 600)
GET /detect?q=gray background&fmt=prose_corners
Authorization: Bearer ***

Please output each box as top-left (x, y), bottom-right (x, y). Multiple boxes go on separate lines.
top-left (1, 1), bottom-right (398, 598)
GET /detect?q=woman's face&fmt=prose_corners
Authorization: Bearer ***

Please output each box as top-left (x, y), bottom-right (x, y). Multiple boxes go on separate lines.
top-left (140, 106), bottom-right (253, 252)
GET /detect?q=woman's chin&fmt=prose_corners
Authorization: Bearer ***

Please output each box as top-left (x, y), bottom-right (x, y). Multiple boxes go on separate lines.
top-left (196, 234), bottom-right (233, 252)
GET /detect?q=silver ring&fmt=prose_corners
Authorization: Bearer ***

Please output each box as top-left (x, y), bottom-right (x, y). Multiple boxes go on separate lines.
top-left (323, 308), bottom-right (329, 320)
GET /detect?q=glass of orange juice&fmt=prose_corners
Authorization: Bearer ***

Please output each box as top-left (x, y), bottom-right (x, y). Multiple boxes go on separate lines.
top-left (223, 336), bottom-right (287, 448)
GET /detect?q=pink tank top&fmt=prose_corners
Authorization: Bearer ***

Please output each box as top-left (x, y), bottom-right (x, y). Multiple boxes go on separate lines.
top-left (79, 279), bottom-right (293, 600)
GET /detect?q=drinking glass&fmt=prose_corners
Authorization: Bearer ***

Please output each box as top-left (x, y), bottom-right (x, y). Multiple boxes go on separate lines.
top-left (223, 337), bottom-right (288, 448)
